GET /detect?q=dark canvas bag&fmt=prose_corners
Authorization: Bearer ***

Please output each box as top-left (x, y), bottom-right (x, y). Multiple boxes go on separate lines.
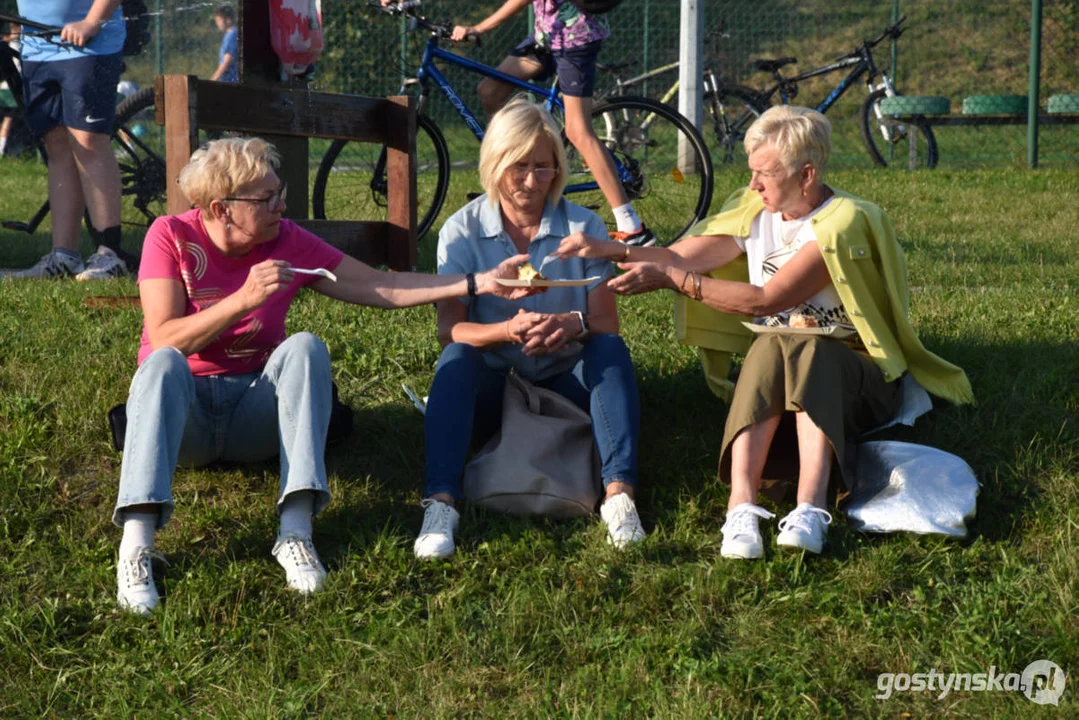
top-left (463, 371), bottom-right (601, 517)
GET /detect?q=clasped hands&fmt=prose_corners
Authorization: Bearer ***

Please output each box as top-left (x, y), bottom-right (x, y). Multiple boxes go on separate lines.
top-left (504, 309), bottom-right (581, 357)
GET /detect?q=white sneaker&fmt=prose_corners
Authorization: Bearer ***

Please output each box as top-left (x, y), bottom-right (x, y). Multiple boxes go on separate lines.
top-left (272, 535), bottom-right (327, 593)
top-left (776, 503), bottom-right (832, 554)
top-left (413, 498), bottom-right (459, 559)
top-left (720, 503), bottom-right (776, 559)
top-left (3, 249), bottom-right (84, 279)
top-left (600, 493), bottom-right (646, 548)
top-left (75, 246), bottom-right (129, 281)
top-left (117, 547), bottom-right (167, 615)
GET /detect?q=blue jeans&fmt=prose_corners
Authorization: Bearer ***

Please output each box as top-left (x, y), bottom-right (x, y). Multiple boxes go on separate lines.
top-left (112, 332), bottom-right (333, 528)
top-left (424, 333), bottom-right (640, 501)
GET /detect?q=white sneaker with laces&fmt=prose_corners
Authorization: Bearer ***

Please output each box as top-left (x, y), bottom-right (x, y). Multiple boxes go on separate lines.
top-left (272, 534), bottom-right (327, 593)
top-left (75, 246), bottom-right (129, 281)
top-left (414, 498), bottom-right (459, 559)
top-left (776, 503), bottom-right (833, 554)
top-left (600, 493), bottom-right (646, 548)
top-left (720, 503), bottom-right (776, 559)
top-left (4, 249), bottom-right (84, 279)
top-left (117, 546), bottom-right (167, 615)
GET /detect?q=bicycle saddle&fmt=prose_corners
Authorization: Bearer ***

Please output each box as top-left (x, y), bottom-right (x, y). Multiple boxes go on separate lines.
top-left (597, 60), bottom-right (636, 73)
top-left (753, 57), bottom-right (798, 73)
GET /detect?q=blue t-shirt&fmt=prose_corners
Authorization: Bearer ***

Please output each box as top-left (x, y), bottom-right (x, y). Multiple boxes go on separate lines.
top-left (437, 195), bottom-right (614, 382)
top-left (17, 0), bottom-right (125, 62)
top-left (219, 27), bottom-right (238, 83)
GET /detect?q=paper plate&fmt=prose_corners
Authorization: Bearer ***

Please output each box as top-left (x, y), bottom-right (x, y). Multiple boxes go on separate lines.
top-left (741, 322), bottom-right (856, 339)
top-left (495, 276), bottom-right (602, 288)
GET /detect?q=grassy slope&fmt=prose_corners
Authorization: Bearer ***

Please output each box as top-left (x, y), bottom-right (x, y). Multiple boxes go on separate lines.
top-left (1, 158), bottom-right (1077, 716)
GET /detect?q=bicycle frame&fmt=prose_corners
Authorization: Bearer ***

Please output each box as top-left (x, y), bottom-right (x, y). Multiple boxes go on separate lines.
top-left (764, 54), bottom-right (875, 115)
top-left (410, 36), bottom-right (631, 194)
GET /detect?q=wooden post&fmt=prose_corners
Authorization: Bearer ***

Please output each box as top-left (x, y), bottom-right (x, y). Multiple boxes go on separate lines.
top-left (239, 0), bottom-right (309, 219)
top-left (155, 75), bottom-right (198, 215)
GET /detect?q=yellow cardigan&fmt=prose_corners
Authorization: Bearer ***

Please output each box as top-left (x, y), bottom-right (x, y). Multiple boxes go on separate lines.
top-left (674, 187), bottom-right (975, 406)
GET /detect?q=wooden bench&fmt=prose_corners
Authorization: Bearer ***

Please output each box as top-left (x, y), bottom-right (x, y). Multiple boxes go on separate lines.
top-left (880, 93), bottom-right (1079, 168)
top-left (155, 74), bottom-right (418, 270)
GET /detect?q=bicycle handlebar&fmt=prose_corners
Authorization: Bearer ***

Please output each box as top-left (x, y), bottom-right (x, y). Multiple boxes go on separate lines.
top-left (0, 12), bottom-right (63, 36)
top-left (833, 16), bottom-right (907, 62)
top-left (369, 1), bottom-right (480, 45)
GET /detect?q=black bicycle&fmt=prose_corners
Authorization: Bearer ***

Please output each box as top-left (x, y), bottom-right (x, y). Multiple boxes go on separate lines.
top-left (708, 16), bottom-right (937, 169)
top-left (0, 13), bottom-right (166, 237)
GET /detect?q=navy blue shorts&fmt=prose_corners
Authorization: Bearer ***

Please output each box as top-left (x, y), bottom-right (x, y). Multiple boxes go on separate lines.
top-left (511, 38), bottom-right (602, 98)
top-left (21, 53), bottom-right (123, 137)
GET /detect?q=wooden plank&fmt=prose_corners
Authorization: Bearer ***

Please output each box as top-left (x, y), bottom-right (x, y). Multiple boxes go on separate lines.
top-left (385, 95), bottom-right (418, 271)
top-left (160, 75), bottom-right (199, 215)
top-left (295, 220), bottom-right (392, 266)
top-left (194, 81), bottom-right (402, 143)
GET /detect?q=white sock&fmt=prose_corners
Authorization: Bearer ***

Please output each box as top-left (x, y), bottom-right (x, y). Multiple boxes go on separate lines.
top-left (119, 511), bottom-right (158, 558)
top-left (612, 203), bottom-right (642, 234)
top-left (0, 137), bottom-right (7, 154)
top-left (278, 491), bottom-right (315, 539)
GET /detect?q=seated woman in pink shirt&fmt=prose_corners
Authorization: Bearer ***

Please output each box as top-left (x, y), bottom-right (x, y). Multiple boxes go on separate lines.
top-left (113, 137), bottom-right (534, 615)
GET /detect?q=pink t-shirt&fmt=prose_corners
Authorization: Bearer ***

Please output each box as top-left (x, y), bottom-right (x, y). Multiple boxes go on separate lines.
top-left (137, 209), bottom-right (345, 376)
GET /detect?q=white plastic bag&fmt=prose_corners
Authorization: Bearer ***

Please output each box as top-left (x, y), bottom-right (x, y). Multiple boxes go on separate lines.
top-left (846, 440), bottom-right (978, 537)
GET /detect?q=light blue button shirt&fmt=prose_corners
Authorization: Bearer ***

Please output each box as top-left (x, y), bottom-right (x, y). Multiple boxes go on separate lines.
top-left (17, 0), bottom-right (126, 62)
top-left (437, 195), bottom-right (614, 382)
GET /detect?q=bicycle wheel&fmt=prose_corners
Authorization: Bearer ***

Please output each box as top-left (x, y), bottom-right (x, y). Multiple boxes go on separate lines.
top-left (312, 114), bottom-right (450, 244)
top-left (110, 87), bottom-right (167, 232)
top-left (860, 88), bottom-right (939, 169)
top-left (704, 85), bottom-right (766, 166)
top-left (563, 95), bottom-right (713, 245)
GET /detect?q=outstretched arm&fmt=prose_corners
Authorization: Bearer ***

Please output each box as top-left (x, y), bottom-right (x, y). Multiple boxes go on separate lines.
top-left (451, 0), bottom-right (532, 41)
top-left (309, 253), bottom-right (540, 308)
top-left (552, 231), bottom-right (745, 275)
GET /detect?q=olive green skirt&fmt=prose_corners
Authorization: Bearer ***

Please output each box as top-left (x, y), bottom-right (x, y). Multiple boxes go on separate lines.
top-left (718, 334), bottom-right (902, 504)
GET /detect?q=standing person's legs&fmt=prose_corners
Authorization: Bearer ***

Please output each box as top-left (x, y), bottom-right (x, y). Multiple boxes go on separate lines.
top-left (43, 126), bottom-right (87, 253)
top-left (555, 42), bottom-right (644, 238)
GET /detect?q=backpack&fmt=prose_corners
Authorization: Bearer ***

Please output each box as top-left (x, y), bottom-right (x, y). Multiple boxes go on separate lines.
top-left (568, 0), bottom-right (625, 13)
top-left (121, 0), bottom-right (152, 57)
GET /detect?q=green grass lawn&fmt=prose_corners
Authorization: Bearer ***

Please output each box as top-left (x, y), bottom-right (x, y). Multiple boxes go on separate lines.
top-left (0, 160), bottom-right (1076, 717)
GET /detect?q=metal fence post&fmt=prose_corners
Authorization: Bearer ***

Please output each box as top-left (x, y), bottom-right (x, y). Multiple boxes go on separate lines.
top-left (1027, 0), bottom-right (1043, 168)
top-left (678, 0), bottom-right (702, 173)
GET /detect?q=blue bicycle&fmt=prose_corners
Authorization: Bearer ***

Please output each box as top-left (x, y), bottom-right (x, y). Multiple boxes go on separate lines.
top-left (312, 1), bottom-right (713, 246)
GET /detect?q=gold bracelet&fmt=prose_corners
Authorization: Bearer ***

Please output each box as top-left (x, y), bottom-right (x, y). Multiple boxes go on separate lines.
top-left (621, 243), bottom-right (631, 262)
top-left (679, 269), bottom-right (692, 295)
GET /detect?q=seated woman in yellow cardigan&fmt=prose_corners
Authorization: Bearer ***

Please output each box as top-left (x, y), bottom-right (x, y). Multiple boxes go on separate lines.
top-left (550, 105), bottom-right (973, 558)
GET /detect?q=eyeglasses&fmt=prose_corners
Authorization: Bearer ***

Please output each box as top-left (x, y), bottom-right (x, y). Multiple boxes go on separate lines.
top-left (224, 180), bottom-right (288, 211)
top-left (506, 164), bottom-right (558, 183)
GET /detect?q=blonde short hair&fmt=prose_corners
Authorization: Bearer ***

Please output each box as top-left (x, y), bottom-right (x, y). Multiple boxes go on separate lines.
top-left (178, 137), bottom-right (280, 212)
top-left (744, 105), bottom-right (831, 175)
top-left (479, 98), bottom-right (568, 205)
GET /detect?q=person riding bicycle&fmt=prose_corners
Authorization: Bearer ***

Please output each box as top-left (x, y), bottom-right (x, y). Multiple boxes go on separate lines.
top-left (381, 0), bottom-right (654, 246)
top-left (4, 0), bottom-right (134, 280)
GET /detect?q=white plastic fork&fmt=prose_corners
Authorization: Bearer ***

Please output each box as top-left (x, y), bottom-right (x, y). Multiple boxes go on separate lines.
top-left (291, 267), bottom-right (337, 282)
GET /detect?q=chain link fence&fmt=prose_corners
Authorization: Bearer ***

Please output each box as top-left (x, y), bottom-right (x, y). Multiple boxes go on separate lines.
top-left (3, 0), bottom-right (1074, 168)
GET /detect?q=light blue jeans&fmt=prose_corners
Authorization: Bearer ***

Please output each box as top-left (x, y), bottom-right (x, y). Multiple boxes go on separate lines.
top-left (112, 332), bottom-right (333, 528)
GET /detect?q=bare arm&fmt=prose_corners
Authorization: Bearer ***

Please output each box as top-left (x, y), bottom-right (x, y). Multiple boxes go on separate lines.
top-left (520, 283), bottom-right (619, 356)
top-left (436, 299), bottom-right (547, 350)
top-left (141, 259), bottom-right (293, 356)
top-left (309, 253), bottom-right (537, 308)
top-left (62, 0), bottom-right (123, 46)
top-left (210, 54), bottom-right (235, 82)
top-left (552, 231), bottom-right (745, 274)
top-left (611, 241), bottom-right (833, 317)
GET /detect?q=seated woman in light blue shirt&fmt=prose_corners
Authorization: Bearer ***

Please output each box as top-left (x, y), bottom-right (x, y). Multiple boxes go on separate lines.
top-left (414, 98), bottom-right (646, 558)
